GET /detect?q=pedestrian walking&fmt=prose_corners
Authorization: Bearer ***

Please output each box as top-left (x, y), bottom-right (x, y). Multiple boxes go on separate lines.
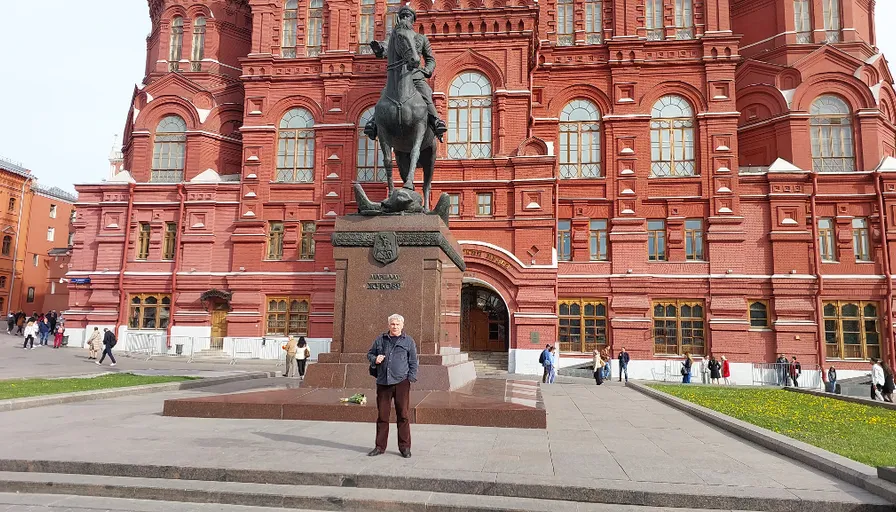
top-left (53, 325), bottom-right (65, 348)
top-left (282, 335), bottom-right (298, 377)
top-left (85, 327), bottom-right (101, 360)
top-left (681, 352), bottom-right (693, 384)
top-left (296, 336), bottom-right (311, 379)
top-left (790, 356), bottom-right (801, 388)
top-left (708, 355), bottom-right (721, 384)
top-left (47, 310), bottom-right (56, 335)
top-left (721, 355), bottom-right (731, 385)
top-left (592, 348), bottom-right (604, 385)
top-left (827, 366), bottom-right (837, 394)
top-left (22, 320), bottom-right (36, 350)
top-left (97, 328), bottom-right (117, 366)
top-left (601, 347), bottom-right (611, 380)
top-left (880, 360), bottom-right (894, 403)
top-left (367, 314), bottom-right (418, 458)
top-left (541, 345), bottom-right (554, 384)
top-left (776, 354), bottom-right (789, 386)
top-left (538, 344), bottom-right (551, 383)
top-left (549, 345), bottom-right (559, 383)
top-left (871, 358), bottom-right (885, 401)
top-left (15, 312), bottom-right (25, 336)
top-left (618, 347), bottom-right (630, 382)
top-left (6, 312), bottom-right (14, 334)
top-left (38, 317), bottom-right (50, 346)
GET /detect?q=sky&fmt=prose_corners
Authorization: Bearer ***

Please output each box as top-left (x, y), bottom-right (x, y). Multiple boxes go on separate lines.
top-left (0, 1), bottom-right (895, 195)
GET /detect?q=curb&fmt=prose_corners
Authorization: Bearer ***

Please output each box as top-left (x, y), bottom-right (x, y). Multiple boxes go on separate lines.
top-left (0, 460), bottom-right (890, 512)
top-left (0, 372), bottom-right (277, 412)
top-left (784, 386), bottom-right (896, 411)
top-left (626, 381), bottom-right (896, 505)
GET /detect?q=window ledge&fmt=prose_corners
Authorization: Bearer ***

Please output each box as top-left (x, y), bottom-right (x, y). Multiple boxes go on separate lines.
top-left (825, 358), bottom-right (876, 362)
top-left (748, 328), bottom-right (773, 332)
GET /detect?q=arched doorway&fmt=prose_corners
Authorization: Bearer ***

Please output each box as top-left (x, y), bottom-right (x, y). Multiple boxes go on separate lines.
top-left (461, 283), bottom-right (509, 352)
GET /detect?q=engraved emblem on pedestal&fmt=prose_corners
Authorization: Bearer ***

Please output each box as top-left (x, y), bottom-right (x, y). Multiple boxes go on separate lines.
top-left (372, 231), bottom-right (399, 265)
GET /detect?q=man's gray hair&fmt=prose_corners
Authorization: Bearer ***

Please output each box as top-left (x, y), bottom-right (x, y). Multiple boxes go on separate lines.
top-left (388, 313), bottom-right (405, 324)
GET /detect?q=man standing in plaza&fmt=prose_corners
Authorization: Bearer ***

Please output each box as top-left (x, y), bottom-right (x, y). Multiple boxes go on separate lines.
top-left (539, 344), bottom-right (551, 383)
top-left (367, 314), bottom-right (418, 458)
top-left (97, 328), bottom-right (117, 367)
top-left (618, 347), bottom-right (630, 382)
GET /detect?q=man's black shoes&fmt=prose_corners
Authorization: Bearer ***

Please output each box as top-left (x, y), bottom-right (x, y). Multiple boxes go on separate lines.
top-left (400, 449), bottom-right (412, 458)
top-left (367, 448), bottom-right (384, 457)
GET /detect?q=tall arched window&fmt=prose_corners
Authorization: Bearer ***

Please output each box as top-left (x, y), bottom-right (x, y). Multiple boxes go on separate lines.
top-left (1, 236), bottom-right (10, 256)
top-left (650, 95), bottom-right (695, 177)
top-left (307, 0), bottom-right (323, 56)
top-left (822, 0), bottom-right (841, 42)
top-left (359, 0), bottom-right (375, 53)
top-left (357, 107), bottom-right (386, 182)
top-left (282, 0), bottom-right (299, 58)
top-left (674, 0), bottom-right (694, 39)
top-left (0, 276), bottom-right (6, 288)
top-left (191, 17), bottom-right (206, 71)
top-left (448, 72), bottom-right (492, 159)
top-left (277, 108), bottom-right (315, 182)
top-left (168, 17), bottom-right (184, 71)
top-left (151, 115), bottom-right (187, 182)
top-left (811, 95), bottom-right (854, 172)
top-left (559, 100), bottom-right (602, 178)
top-left (645, 0), bottom-right (664, 40)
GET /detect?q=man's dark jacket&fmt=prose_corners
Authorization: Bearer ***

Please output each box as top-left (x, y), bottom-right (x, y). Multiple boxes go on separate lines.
top-left (102, 330), bottom-right (116, 348)
top-left (367, 332), bottom-right (419, 386)
top-left (618, 351), bottom-right (630, 366)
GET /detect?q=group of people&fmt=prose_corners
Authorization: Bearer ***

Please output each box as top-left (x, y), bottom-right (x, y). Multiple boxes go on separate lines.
top-left (870, 357), bottom-right (895, 402)
top-left (774, 354), bottom-right (803, 387)
top-left (281, 335), bottom-right (312, 378)
top-left (679, 353), bottom-right (732, 384)
top-left (538, 345), bottom-right (632, 385)
top-left (84, 327), bottom-right (118, 366)
top-left (8, 310), bottom-right (66, 350)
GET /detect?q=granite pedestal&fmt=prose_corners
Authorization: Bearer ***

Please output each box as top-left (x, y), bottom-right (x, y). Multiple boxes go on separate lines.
top-left (302, 214), bottom-right (476, 391)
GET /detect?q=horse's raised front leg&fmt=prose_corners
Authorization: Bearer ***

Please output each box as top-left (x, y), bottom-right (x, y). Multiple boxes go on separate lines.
top-left (378, 135), bottom-right (394, 193)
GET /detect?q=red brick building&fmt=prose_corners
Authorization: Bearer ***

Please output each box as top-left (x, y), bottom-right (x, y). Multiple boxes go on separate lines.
top-left (69, 0), bottom-right (896, 380)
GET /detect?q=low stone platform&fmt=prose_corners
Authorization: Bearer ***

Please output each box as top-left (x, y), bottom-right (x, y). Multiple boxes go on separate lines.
top-left (162, 378), bottom-right (546, 428)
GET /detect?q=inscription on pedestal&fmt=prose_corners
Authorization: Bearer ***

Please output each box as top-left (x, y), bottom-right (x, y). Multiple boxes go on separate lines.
top-left (367, 273), bottom-right (402, 290)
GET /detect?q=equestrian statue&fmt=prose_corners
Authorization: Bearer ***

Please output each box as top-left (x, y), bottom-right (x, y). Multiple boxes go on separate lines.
top-left (355, 5), bottom-right (451, 221)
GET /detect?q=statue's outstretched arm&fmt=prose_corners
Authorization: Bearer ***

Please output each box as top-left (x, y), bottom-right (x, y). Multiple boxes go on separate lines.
top-left (369, 40), bottom-right (387, 59)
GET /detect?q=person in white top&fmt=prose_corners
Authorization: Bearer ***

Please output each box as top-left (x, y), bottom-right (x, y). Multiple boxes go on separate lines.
top-left (871, 358), bottom-right (885, 401)
top-left (22, 320), bottom-right (37, 350)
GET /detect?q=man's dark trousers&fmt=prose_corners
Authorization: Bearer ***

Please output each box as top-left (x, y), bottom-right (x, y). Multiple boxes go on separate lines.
top-left (99, 346), bottom-right (116, 364)
top-left (375, 379), bottom-right (411, 452)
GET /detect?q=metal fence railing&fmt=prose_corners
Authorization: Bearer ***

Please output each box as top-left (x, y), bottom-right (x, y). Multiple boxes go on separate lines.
top-left (123, 333), bottom-right (302, 366)
top-left (752, 362), bottom-right (823, 389)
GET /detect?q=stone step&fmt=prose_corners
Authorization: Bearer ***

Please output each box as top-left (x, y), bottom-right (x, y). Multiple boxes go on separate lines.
top-left (0, 462), bottom-right (890, 512)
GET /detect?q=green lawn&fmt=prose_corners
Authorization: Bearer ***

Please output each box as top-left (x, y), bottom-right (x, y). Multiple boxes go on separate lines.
top-left (0, 374), bottom-right (197, 400)
top-left (649, 384), bottom-right (896, 467)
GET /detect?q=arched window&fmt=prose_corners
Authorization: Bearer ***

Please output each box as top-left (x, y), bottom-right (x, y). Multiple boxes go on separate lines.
top-left (1, 236), bottom-right (10, 256)
top-left (448, 72), bottom-right (492, 159)
top-left (559, 100), bottom-right (601, 178)
top-left (168, 17), bottom-right (184, 71)
top-left (359, 0), bottom-right (375, 53)
top-left (26, 287), bottom-right (35, 303)
top-left (277, 108), bottom-right (315, 182)
top-left (282, 0), bottom-right (299, 57)
top-left (152, 115), bottom-right (187, 182)
top-left (7, 197), bottom-right (15, 212)
top-left (357, 107), bottom-right (386, 182)
top-left (0, 276), bottom-right (6, 288)
top-left (810, 95), bottom-right (854, 172)
top-left (307, 0), bottom-right (323, 56)
top-left (674, 0), bottom-right (694, 39)
top-left (645, 0), bottom-right (664, 40)
top-left (191, 17), bottom-right (206, 71)
top-left (650, 95), bottom-right (695, 177)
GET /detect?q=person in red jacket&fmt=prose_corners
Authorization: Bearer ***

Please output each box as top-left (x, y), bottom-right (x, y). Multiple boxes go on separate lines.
top-left (721, 355), bottom-right (731, 385)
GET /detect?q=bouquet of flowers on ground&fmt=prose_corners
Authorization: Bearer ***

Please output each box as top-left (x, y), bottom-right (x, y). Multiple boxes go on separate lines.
top-left (340, 393), bottom-right (367, 405)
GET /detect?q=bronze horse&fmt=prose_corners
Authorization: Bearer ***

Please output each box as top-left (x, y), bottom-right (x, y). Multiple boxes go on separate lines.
top-left (372, 26), bottom-right (436, 211)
